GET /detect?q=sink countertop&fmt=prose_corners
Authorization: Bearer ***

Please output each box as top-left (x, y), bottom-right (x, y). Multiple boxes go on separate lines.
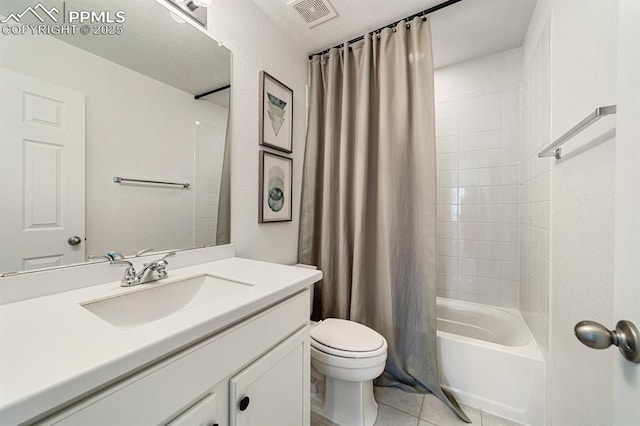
top-left (0, 257), bottom-right (322, 425)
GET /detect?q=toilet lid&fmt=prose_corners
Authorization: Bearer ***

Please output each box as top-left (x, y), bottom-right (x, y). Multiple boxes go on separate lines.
top-left (311, 318), bottom-right (385, 352)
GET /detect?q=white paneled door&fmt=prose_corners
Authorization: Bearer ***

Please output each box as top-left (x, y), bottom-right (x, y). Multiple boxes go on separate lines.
top-left (613, 1), bottom-right (640, 423)
top-left (0, 68), bottom-right (85, 274)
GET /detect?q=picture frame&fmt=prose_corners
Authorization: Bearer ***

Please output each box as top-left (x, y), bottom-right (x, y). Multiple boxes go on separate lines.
top-left (259, 150), bottom-right (293, 223)
top-left (259, 71), bottom-right (293, 153)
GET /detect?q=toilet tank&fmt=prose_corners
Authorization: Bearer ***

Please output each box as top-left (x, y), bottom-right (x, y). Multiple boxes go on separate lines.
top-left (294, 263), bottom-right (318, 313)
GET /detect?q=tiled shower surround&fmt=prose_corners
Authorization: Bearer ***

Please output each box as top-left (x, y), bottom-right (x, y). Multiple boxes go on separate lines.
top-left (519, 21), bottom-right (551, 354)
top-left (434, 49), bottom-right (522, 308)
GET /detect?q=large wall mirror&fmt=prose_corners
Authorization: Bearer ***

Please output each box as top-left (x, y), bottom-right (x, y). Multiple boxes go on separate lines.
top-left (0, 0), bottom-right (231, 275)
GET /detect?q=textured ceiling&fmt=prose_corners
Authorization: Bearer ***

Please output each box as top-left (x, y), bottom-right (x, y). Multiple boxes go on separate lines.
top-left (252, 0), bottom-right (537, 68)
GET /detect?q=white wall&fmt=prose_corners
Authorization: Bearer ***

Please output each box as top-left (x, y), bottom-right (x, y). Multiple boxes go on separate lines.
top-left (206, 0), bottom-right (308, 264)
top-left (547, 1), bottom-right (618, 424)
top-left (613, 0), bottom-right (640, 419)
top-left (1, 33), bottom-right (228, 259)
top-left (434, 49), bottom-right (522, 308)
top-left (521, 0), bottom-right (619, 424)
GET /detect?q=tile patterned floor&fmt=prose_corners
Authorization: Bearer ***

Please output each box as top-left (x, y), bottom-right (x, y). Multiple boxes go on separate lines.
top-left (310, 386), bottom-right (524, 426)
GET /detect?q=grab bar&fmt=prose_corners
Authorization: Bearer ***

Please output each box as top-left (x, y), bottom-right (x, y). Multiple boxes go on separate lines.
top-left (538, 105), bottom-right (616, 160)
top-left (113, 176), bottom-right (190, 188)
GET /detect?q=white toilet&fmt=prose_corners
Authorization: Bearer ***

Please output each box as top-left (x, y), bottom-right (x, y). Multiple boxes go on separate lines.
top-left (310, 319), bottom-right (388, 425)
top-left (297, 264), bottom-right (388, 426)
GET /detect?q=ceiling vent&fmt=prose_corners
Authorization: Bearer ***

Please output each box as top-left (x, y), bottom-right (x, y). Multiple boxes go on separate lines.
top-left (288, 0), bottom-right (338, 28)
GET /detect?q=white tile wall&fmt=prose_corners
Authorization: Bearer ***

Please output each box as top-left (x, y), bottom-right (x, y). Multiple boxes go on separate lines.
top-left (519, 21), bottom-right (552, 354)
top-left (194, 120), bottom-right (227, 247)
top-left (434, 49), bottom-right (522, 309)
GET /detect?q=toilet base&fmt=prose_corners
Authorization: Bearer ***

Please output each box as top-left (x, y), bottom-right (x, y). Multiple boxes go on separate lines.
top-left (311, 374), bottom-right (379, 426)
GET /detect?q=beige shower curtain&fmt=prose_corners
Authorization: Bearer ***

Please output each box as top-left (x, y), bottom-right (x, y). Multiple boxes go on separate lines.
top-left (216, 112), bottom-right (231, 245)
top-left (298, 17), bottom-right (469, 422)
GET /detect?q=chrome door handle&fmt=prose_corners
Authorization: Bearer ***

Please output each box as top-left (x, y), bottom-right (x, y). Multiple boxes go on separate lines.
top-left (574, 320), bottom-right (640, 363)
top-left (67, 236), bottom-right (82, 246)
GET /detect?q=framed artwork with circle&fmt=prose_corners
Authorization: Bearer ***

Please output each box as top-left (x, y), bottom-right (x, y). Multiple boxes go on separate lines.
top-left (259, 71), bottom-right (293, 153)
top-left (259, 150), bottom-right (293, 223)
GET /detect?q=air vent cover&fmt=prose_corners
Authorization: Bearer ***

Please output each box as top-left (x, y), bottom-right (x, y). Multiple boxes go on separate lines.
top-left (288, 0), bottom-right (338, 28)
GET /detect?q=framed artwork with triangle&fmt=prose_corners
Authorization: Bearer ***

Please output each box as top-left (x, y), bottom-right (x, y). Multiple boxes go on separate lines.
top-left (259, 71), bottom-right (293, 153)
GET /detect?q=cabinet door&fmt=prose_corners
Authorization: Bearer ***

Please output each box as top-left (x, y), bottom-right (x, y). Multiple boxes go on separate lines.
top-left (168, 392), bottom-right (218, 426)
top-left (230, 326), bottom-right (309, 426)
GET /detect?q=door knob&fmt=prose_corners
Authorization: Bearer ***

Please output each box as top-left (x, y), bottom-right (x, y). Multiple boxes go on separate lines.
top-left (67, 236), bottom-right (83, 246)
top-left (574, 320), bottom-right (640, 363)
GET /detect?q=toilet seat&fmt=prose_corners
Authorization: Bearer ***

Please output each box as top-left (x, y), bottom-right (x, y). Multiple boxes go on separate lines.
top-left (311, 339), bottom-right (388, 359)
top-left (311, 318), bottom-right (387, 359)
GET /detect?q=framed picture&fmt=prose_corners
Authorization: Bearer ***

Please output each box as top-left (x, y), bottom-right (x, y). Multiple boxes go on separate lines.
top-left (259, 71), bottom-right (293, 153)
top-left (259, 151), bottom-right (293, 223)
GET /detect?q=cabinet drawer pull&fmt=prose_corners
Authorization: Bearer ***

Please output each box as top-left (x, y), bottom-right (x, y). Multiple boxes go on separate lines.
top-left (239, 396), bottom-right (250, 411)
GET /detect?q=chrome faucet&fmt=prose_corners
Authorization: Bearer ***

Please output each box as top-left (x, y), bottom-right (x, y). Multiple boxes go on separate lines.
top-left (89, 248), bottom-right (153, 262)
top-left (88, 251), bottom-right (125, 261)
top-left (111, 252), bottom-right (176, 287)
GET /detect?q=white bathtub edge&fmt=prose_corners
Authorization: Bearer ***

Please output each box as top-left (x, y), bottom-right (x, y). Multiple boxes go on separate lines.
top-left (436, 298), bottom-right (546, 426)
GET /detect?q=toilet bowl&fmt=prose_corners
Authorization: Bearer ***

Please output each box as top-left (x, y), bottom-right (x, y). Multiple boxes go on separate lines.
top-left (294, 264), bottom-right (388, 425)
top-left (310, 318), bottom-right (388, 426)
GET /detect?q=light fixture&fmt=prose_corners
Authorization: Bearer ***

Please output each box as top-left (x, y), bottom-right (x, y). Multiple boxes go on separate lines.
top-left (168, 0), bottom-right (212, 23)
top-left (177, 0), bottom-right (212, 12)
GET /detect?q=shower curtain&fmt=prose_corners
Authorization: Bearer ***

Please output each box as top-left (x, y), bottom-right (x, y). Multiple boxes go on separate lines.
top-left (215, 114), bottom-right (231, 245)
top-left (298, 17), bottom-right (469, 422)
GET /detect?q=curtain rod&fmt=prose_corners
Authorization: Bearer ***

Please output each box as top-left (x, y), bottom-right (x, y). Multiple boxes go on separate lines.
top-left (194, 84), bottom-right (231, 100)
top-left (308, 0), bottom-right (463, 60)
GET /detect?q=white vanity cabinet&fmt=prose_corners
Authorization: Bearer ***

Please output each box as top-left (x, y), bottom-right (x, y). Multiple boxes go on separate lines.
top-left (168, 392), bottom-right (219, 426)
top-left (38, 290), bottom-right (310, 426)
top-left (230, 328), bottom-right (308, 425)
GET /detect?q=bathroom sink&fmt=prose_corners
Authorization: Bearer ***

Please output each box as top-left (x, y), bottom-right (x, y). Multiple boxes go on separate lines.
top-left (81, 274), bottom-right (254, 330)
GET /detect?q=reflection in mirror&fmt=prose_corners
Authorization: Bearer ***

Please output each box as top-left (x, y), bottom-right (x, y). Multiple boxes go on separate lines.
top-left (164, 0), bottom-right (211, 28)
top-left (0, 0), bottom-right (231, 275)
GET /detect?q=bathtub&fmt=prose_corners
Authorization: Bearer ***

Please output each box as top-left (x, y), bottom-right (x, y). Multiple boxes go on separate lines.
top-left (436, 298), bottom-right (545, 426)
